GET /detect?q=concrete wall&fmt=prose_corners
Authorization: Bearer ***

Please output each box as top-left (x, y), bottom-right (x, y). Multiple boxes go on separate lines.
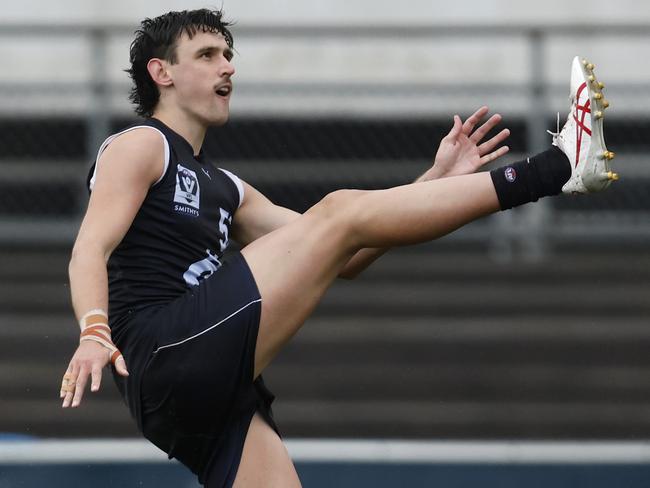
top-left (2, 0), bottom-right (650, 25)
top-left (0, 1), bottom-right (647, 116)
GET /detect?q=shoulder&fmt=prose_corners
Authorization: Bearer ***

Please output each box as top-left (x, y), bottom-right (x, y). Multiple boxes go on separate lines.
top-left (101, 126), bottom-right (167, 160)
top-left (94, 126), bottom-right (168, 188)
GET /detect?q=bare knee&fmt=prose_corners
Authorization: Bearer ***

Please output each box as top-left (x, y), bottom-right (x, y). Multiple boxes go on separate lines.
top-left (308, 189), bottom-right (367, 227)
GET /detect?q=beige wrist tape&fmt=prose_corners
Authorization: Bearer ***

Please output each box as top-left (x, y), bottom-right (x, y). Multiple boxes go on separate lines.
top-left (78, 308), bottom-right (108, 330)
top-left (78, 309), bottom-right (123, 365)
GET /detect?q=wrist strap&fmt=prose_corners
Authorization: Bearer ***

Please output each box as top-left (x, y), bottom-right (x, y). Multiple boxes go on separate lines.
top-left (78, 309), bottom-right (122, 365)
top-left (79, 308), bottom-right (109, 330)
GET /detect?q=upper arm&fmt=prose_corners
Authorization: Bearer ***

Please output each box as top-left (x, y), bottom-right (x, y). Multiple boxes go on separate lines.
top-left (231, 181), bottom-right (300, 246)
top-left (72, 128), bottom-right (166, 260)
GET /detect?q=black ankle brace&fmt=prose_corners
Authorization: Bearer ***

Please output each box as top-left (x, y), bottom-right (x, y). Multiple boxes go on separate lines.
top-left (489, 146), bottom-right (571, 210)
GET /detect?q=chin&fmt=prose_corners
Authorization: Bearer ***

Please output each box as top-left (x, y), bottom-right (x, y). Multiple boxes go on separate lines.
top-left (215, 115), bottom-right (230, 126)
top-left (203, 113), bottom-right (229, 127)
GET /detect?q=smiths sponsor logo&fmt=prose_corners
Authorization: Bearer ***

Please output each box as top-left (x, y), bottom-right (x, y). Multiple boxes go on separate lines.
top-left (174, 164), bottom-right (200, 217)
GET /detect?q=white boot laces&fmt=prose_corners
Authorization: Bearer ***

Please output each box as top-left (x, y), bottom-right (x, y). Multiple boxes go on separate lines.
top-left (547, 112), bottom-right (561, 144)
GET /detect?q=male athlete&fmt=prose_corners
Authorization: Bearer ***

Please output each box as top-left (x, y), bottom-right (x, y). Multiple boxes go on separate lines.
top-left (59, 8), bottom-right (616, 488)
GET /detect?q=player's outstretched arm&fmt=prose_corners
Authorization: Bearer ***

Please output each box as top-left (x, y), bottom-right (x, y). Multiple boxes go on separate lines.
top-left (424, 106), bottom-right (510, 180)
top-left (62, 129), bottom-right (165, 408)
top-left (339, 106), bottom-right (510, 278)
top-left (231, 107), bottom-right (509, 278)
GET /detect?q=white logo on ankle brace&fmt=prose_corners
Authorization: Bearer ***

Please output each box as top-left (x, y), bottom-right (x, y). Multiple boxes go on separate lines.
top-left (504, 167), bottom-right (517, 183)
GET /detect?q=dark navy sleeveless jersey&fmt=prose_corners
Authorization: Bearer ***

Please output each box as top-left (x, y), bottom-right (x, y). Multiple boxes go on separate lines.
top-left (88, 118), bottom-right (244, 321)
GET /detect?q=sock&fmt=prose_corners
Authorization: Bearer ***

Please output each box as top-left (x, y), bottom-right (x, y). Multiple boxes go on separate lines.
top-left (489, 146), bottom-right (571, 210)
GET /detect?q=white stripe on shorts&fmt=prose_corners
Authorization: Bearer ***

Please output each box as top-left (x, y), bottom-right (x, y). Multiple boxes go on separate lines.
top-left (152, 298), bottom-right (262, 354)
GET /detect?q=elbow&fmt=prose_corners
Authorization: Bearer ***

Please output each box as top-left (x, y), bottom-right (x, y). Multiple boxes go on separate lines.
top-left (69, 240), bottom-right (110, 276)
top-left (68, 244), bottom-right (82, 274)
top-left (68, 244), bottom-right (86, 279)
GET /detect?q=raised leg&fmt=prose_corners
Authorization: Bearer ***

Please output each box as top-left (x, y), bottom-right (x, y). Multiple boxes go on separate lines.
top-left (242, 55), bottom-right (616, 377)
top-left (241, 172), bottom-right (499, 377)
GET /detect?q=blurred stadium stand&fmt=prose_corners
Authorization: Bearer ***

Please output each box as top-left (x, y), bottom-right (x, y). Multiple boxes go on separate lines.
top-left (0, 20), bottom-right (649, 446)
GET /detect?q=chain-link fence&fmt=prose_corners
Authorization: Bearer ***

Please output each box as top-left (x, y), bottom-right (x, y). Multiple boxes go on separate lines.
top-left (0, 22), bottom-right (648, 254)
top-left (1, 21), bottom-right (650, 444)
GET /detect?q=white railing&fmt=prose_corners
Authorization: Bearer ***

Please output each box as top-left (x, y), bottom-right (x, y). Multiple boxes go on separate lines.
top-left (3, 438), bottom-right (650, 464)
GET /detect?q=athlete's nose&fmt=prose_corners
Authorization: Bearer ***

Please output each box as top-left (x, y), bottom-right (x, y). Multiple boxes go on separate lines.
top-left (221, 58), bottom-right (235, 77)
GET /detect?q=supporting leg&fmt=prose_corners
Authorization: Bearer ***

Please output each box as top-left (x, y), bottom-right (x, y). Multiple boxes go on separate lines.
top-left (231, 414), bottom-right (301, 488)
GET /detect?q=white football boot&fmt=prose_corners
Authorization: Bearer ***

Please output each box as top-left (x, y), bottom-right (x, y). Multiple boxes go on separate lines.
top-left (551, 56), bottom-right (617, 194)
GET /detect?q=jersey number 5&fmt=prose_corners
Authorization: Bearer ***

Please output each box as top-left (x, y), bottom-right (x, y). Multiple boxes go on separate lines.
top-left (182, 208), bottom-right (232, 287)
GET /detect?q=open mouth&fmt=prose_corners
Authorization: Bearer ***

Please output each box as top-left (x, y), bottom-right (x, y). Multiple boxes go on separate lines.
top-left (215, 84), bottom-right (232, 97)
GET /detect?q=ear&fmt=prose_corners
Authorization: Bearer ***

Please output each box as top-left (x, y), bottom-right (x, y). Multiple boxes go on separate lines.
top-left (146, 58), bottom-right (173, 87)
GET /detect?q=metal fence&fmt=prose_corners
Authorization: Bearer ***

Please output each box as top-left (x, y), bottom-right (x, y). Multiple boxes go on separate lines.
top-left (0, 22), bottom-right (648, 258)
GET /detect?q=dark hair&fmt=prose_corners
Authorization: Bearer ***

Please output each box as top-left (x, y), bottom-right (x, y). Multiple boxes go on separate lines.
top-left (126, 9), bottom-right (234, 118)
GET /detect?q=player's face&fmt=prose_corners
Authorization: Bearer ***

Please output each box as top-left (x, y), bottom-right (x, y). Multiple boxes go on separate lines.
top-left (168, 31), bottom-right (235, 126)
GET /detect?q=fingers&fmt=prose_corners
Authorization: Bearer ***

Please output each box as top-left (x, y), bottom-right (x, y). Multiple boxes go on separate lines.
top-left (480, 145), bottom-right (510, 165)
top-left (469, 113), bottom-right (503, 144)
top-left (477, 127), bottom-right (511, 156)
top-left (71, 365), bottom-right (89, 407)
top-left (450, 115), bottom-right (463, 140)
top-left (61, 365), bottom-right (78, 408)
top-left (442, 114), bottom-right (463, 143)
top-left (461, 107), bottom-right (509, 148)
top-left (461, 106), bottom-right (489, 136)
top-left (114, 355), bottom-right (130, 377)
top-left (90, 364), bottom-right (103, 392)
top-left (61, 345), bottom-right (113, 408)
top-left (60, 370), bottom-right (70, 399)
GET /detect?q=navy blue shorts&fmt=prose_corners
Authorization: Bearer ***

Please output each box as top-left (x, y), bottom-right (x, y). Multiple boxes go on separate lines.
top-left (111, 252), bottom-right (278, 487)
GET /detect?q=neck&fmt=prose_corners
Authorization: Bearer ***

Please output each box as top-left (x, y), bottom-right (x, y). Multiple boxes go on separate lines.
top-left (152, 106), bottom-right (207, 156)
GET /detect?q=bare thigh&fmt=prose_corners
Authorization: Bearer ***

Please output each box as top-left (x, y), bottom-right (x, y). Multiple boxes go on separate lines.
top-left (242, 176), bottom-right (498, 378)
top-left (241, 194), bottom-right (359, 378)
top-left (232, 413), bottom-right (301, 488)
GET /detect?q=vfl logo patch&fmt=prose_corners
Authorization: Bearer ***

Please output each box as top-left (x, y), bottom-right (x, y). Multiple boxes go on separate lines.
top-left (504, 167), bottom-right (517, 183)
top-left (174, 164), bottom-right (200, 217)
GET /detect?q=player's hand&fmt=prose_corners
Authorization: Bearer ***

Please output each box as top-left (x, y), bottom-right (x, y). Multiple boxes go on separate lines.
top-left (428, 106), bottom-right (510, 179)
top-left (60, 340), bottom-right (129, 408)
